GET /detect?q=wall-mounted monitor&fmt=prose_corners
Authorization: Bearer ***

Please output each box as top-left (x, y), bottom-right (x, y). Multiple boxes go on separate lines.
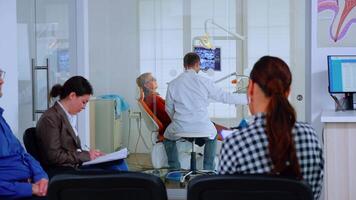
top-left (193, 46), bottom-right (221, 71)
top-left (328, 55), bottom-right (356, 93)
top-left (57, 49), bottom-right (70, 72)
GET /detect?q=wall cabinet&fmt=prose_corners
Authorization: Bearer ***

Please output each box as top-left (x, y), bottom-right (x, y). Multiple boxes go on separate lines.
top-left (322, 110), bottom-right (356, 200)
top-left (90, 99), bottom-right (123, 153)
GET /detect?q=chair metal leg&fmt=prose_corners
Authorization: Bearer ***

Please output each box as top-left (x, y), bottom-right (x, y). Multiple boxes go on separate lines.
top-left (190, 138), bottom-right (197, 173)
top-left (190, 151), bottom-right (196, 172)
top-left (171, 137), bottom-right (217, 188)
top-left (180, 170), bottom-right (193, 183)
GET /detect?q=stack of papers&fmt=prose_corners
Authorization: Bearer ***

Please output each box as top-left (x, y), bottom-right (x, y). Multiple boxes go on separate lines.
top-left (220, 130), bottom-right (236, 140)
top-left (82, 148), bottom-right (128, 166)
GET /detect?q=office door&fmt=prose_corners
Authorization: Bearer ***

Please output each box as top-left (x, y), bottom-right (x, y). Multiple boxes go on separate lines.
top-left (245, 0), bottom-right (307, 121)
top-left (289, 0), bottom-right (307, 122)
top-left (17, 0), bottom-right (77, 137)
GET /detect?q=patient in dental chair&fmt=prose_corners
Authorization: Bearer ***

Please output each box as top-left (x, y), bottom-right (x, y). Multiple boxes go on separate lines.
top-left (136, 72), bottom-right (229, 142)
top-left (136, 73), bottom-right (171, 142)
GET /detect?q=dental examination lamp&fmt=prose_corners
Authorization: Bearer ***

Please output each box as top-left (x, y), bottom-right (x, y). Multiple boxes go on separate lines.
top-left (192, 19), bottom-right (248, 93)
top-left (192, 18), bottom-right (245, 49)
top-left (214, 72), bottom-right (249, 94)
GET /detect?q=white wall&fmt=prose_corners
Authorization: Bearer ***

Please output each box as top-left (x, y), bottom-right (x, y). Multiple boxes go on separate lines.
top-left (77, 0), bottom-right (91, 148)
top-left (88, 0), bottom-right (143, 152)
top-left (310, 2), bottom-right (356, 199)
top-left (310, 1), bottom-right (356, 134)
top-left (0, 0), bottom-right (19, 136)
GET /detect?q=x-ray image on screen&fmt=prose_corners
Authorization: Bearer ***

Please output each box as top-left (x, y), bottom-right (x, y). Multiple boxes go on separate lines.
top-left (193, 46), bottom-right (221, 71)
top-left (57, 49), bottom-right (70, 72)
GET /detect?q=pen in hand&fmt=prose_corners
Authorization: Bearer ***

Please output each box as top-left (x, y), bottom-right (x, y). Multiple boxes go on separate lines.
top-left (85, 145), bottom-right (106, 160)
top-left (84, 144), bottom-right (90, 151)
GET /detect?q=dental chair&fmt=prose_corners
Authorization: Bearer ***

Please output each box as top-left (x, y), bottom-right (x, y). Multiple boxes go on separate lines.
top-left (136, 89), bottom-right (168, 171)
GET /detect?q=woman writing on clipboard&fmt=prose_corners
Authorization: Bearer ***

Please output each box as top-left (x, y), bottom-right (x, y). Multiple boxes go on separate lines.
top-left (36, 76), bottom-right (128, 177)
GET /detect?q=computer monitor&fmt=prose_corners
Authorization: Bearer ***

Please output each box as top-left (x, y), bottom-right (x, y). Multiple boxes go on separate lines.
top-left (328, 55), bottom-right (356, 110)
top-left (193, 46), bottom-right (221, 71)
top-left (57, 49), bottom-right (70, 72)
top-left (328, 55), bottom-right (356, 93)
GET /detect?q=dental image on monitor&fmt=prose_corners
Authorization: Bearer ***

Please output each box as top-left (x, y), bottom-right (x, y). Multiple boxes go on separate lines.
top-left (57, 49), bottom-right (70, 72)
top-left (193, 46), bottom-right (221, 71)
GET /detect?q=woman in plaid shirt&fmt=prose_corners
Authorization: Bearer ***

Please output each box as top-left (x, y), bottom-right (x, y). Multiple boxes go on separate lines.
top-left (218, 56), bottom-right (324, 200)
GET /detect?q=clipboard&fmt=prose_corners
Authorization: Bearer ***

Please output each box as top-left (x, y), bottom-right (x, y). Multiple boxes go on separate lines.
top-left (82, 148), bottom-right (128, 166)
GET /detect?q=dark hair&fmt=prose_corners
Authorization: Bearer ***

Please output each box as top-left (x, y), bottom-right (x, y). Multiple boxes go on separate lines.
top-left (250, 56), bottom-right (301, 178)
top-left (49, 76), bottom-right (93, 100)
top-left (184, 52), bottom-right (200, 69)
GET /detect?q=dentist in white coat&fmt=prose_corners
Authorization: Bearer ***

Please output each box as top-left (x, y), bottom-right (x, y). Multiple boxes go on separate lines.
top-left (164, 52), bottom-right (247, 170)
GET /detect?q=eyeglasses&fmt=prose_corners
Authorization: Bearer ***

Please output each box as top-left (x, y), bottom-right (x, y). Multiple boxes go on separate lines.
top-left (0, 70), bottom-right (5, 80)
top-left (145, 77), bottom-right (156, 83)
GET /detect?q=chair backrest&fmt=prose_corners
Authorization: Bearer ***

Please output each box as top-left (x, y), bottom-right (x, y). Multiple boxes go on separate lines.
top-left (48, 171), bottom-right (168, 200)
top-left (137, 88), bottom-right (164, 141)
top-left (23, 127), bottom-right (42, 163)
top-left (138, 100), bottom-right (161, 132)
top-left (187, 174), bottom-right (313, 200)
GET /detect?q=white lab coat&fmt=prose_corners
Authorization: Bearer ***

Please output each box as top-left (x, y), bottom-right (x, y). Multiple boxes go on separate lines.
top-left (164, 69), bottom-right (247, 140)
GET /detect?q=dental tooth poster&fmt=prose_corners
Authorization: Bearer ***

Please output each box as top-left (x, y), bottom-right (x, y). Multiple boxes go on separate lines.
top-left (318, 0), bottom-right (356, 47)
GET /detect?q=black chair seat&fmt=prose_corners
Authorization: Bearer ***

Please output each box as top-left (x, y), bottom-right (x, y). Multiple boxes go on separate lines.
top-left (187, 174), bottom-right (313, 200)
top-left (48, 171), bottom-right (168, 200)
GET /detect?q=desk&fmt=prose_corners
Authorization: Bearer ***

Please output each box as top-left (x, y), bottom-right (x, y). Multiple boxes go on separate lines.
top-left (321, 110), bottom-right (356, 200)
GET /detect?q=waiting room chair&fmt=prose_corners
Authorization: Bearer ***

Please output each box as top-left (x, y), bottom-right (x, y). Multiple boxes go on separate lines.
top-left (187, 174), bottom-right (313, 200)
top-left (48, 170), bottom-right (168, 200)
top-left (23, 127), bottom-right (76, 179)
top-left (23, 127), bottom-right (46, 170)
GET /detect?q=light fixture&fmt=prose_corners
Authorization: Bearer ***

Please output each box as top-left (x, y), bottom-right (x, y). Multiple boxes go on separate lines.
top-left (192, 19), bottom-right (248, 94)
top-left (214, 72), bottom-right (249, 94)
top-left (193, 18), bottom-right (245, 48)
top-left (198, 33), bottom-right (213, 49)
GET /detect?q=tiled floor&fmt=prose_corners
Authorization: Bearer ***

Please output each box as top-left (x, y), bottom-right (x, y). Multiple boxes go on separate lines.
top-left (126, 153), bottom-right (154, 171)
top-left (127, 153), bottom-right (187, 200)
top-left (127, 153), bottom-right (181, 188)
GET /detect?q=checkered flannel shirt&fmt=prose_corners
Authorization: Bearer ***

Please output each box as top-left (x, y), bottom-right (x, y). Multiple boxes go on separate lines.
top-left (218, 113), bottom-right (324, 200)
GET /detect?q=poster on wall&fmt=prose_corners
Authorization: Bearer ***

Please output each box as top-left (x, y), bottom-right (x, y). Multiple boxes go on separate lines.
top-left (318, 0), bottom-right (356, 47)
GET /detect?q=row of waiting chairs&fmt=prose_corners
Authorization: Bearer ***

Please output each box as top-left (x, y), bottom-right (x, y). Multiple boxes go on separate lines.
top-left (48, 171), bottom-right (313, 200)
top-left (23, 126), bottom-right (313, 200)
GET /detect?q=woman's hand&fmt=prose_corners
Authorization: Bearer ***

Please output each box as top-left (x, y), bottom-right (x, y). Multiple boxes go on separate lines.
top-left (89, 149), bottom-right (105, 160)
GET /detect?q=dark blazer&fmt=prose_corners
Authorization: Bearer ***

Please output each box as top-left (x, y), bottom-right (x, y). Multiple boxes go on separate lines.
top-left (36, 102), bottom-right (90, 168)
